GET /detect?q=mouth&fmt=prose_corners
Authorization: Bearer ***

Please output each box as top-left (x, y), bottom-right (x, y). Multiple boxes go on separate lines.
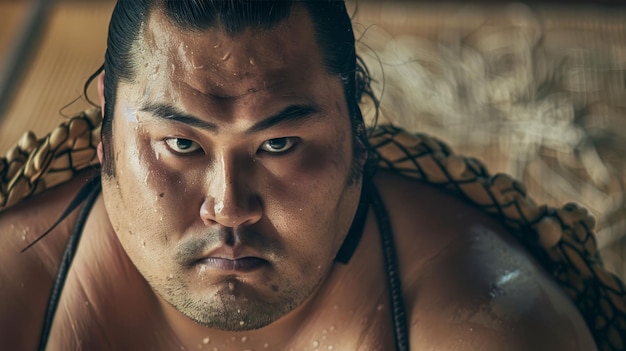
top-left (195, 257), bottom-right (268, 272)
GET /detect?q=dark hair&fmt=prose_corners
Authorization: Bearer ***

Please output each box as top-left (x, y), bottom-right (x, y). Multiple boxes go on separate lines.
top-left (96, 0), bottom-right (377, 176)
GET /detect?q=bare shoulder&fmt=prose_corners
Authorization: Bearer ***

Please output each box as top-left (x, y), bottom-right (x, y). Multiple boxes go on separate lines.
top-left (373, 169), bottom-right (597, 350)
top-left (0, 169), bottom-right (97, 349)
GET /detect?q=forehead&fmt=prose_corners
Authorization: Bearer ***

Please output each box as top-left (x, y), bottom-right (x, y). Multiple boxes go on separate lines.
top-left (134, 6), bottom-right (328, 99)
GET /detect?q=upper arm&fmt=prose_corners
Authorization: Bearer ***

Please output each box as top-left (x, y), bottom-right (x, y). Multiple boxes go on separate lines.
top-left (0, 176), bottom-right (88, 349)
top-left (0, 209), bottom-right (55, 349)
top-left (406, 223), bottom-right (597, 351)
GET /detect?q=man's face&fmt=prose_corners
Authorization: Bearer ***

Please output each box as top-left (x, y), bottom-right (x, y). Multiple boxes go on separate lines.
top-left (101, 8), bottom-right (362, 330)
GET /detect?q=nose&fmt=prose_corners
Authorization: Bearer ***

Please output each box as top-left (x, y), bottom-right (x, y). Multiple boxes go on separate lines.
top-left (199, 154), bottom-right (262, 228)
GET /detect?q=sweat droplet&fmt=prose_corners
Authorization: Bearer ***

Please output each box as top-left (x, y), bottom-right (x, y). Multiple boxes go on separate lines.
top-left (239, 321), bottom-right (245, 326)
top-left (312, 340), bottom-right (319, 348)
top-left (327, 346), bottom-right (334, 350)
top-left (263, 344), bottom-right (269, 348)
top-left (203, 337), bottom-right (210, 344)
top-left (241, 336), bottom-right (247, 343)
top-left (377, 304), bottom-right (384, 311)
top-left (229, 282), bottom-right (236, 291)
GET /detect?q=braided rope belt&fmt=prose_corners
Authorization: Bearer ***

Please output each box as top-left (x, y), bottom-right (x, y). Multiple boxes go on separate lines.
top-left (1, 111), bottom-right (624, 350)
top-left (0, 108), bottom-right (101, 210)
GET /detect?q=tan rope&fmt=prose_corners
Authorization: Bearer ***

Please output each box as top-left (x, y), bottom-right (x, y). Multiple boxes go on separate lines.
top-left (0, 108), bottom-right (101, 210)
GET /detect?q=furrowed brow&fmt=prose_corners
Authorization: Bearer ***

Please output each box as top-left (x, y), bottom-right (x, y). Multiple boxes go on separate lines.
top-left (245, 105), bottom-right (320, 134)
top-left (140, 102), bottom-right (319, 134)
top-left (140, 103), bottom-right (218, 131)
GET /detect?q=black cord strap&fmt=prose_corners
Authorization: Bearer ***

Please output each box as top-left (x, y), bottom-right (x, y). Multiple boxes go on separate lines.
top-left (37, 175), bottom-right (102, 351)
top-left (21, 175), bottom-right (102, 253)
top-left (334, 183), bottom-right (370, 264)
top-left (369, 183), bottom-right (409, 351)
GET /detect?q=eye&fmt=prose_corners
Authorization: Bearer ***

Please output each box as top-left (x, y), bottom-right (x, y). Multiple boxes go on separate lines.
top-left (259, 137), bottom-right (298, 154)
top-left (164, 138), bottom-right (202, 154)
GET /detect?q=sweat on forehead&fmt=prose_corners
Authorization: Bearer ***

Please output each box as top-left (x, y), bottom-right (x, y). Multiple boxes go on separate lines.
top-left (132, 7), bottom-right (326, 99)
top-left (100, 0), bottom-right (368, 177)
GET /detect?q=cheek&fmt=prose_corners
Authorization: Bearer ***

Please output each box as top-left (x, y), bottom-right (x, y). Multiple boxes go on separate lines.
top-left (261, 135), bottom-right (354, 252)
top-left (104, 128), bottom-right (193, 252)
top-left (290, 131), bottom-right (352, 191)
top-left (263, 147), bottom-right (346, 213)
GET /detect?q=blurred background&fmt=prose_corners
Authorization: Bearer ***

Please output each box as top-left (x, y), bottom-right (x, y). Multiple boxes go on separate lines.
top-left (0, 0), bottom-right (625, 280)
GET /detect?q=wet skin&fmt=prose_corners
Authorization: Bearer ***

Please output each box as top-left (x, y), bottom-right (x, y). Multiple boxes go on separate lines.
top-left (101, 5), bottom-right (363, 338)
top-left (0, 5), bottom-right (599, 351)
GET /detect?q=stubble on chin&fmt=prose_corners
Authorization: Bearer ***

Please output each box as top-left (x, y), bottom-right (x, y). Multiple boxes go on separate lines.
top-left (153, 272), bottom-right (318, 331)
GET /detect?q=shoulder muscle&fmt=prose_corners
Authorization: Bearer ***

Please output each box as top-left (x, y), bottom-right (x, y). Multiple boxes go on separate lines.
top-left (373, 170), bottom-right (596, 350)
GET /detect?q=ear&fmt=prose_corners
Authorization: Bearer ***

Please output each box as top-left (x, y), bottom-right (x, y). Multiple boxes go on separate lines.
top-left (97, 142), bottom-right (104, 165)
top-left (97, 71), bottom-right (105, 164)
top-left (97, 71), bottom-right (105, 118)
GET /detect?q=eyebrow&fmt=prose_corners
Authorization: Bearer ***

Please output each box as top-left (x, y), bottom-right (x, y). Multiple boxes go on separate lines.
top-left (139, 102), bottom-right (320, 134)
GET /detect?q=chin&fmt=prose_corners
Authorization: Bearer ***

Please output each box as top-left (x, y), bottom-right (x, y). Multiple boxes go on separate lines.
top-left (163, 274), bottom-right (311, 331)
top-left (186, 286), bottom-right (291, 331)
